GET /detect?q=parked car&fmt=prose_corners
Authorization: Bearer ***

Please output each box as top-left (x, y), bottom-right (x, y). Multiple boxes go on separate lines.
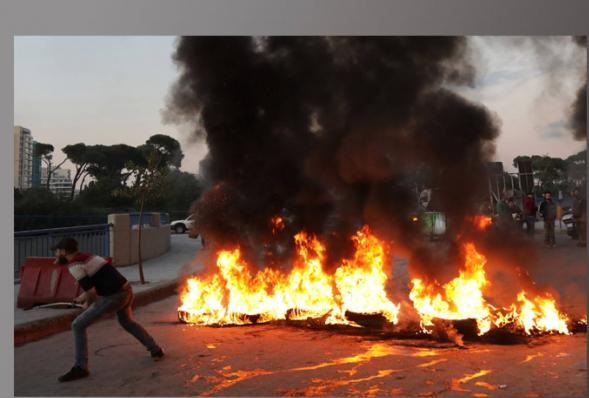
top-left (561, 210), bottom-right (578, 239)
top-left (170, 215), bottom-right (195, 234)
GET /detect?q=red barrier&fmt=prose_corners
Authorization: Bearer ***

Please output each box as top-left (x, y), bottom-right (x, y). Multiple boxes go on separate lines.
top-left (17, 256), bottom-right (112, 309)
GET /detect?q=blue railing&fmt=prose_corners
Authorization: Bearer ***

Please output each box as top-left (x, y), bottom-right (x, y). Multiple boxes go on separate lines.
top-left (14, 224), bottom-right (111, 281)
top-left (129, 212), bottom-right (170, 227)
top-left (129, 213), bottom-right (153, 227)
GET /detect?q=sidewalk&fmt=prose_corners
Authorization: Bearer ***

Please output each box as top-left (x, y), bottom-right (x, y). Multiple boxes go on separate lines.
top-left (14, 234), bottom-right (204, 346)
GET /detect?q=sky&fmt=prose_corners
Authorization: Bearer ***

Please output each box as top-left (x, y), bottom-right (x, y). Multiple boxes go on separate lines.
top-left (14, 36), bottom-right (586, 176)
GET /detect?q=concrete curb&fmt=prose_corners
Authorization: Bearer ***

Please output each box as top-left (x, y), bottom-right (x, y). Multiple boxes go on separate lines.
top-left (14, 280), bottom-right (179, 347)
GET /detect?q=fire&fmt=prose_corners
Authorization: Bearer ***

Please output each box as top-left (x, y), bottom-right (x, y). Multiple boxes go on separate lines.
top-left (179, 225), bottom-right (399, 326)
top-left (270, 215), bottom-right (285, 234)
top-left (409, 243), bottom-right (570, 336)
top-left (179, 223), bottom-right (571, 336)
top-left (494, 291), bottom-right (570, 335)
top-left (281, 232), bottom-right (335, 320)
top-left (409, 243), bottom-right (492, 334)
top-left (470, 215), bottom-right (493, 230)
top-left (326, 226), bottom-right (400, 325)
top-left (178, 249), bottom-right (286, 325)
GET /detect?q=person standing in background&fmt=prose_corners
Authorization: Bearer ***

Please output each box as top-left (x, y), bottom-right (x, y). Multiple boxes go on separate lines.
top-left (572, 188), bottom-right (586, 247)
top-left (522, 192), bottom-right (538, 237)
top-left (539, 191), bottom-right (557, 247)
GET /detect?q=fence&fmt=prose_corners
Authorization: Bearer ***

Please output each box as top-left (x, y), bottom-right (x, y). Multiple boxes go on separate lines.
top-left (14, 224), bottom-right (110, 281)
top-left (129, 212), bottom-right (170, 228)
top-left (14, 214), bottom-right (108, 232)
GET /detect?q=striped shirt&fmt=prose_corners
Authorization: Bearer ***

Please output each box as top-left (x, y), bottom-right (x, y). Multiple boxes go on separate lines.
top-left (67, 253), bottom-right (128, 296)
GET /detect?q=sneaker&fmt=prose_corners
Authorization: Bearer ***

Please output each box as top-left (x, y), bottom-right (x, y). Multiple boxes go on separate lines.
top-left (151, 347), bottom-right (165, 361)
top-left (58, 366), bottom-right (89, 382)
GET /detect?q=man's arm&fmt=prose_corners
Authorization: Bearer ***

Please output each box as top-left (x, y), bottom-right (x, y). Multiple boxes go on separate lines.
top-left (73, 288), bottom-right (96, 307)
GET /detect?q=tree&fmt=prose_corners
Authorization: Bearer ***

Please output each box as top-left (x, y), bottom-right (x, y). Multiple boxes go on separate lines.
top-left (513, 155), bottom-right (567, 193)
top-left (145, 134), bottom-right (184, 169)
top-left (85, 144), bottom-right (144, 182)
top-left (565, 150), bottom-right (586, 187)
top-left (122, 134), bottom-right (183, 284)
top-left (77, 144), bottom-right (145, 207)
top-left (62, 143), bottom-right (91, 200)
top-left (35, 142), bottom-right (67, 191)
top-left (162, 170), bottom-right (203, 214)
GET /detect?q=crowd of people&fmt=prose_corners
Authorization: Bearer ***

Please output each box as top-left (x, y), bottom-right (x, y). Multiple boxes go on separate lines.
top-left (492, 188), bottom-right (586, 248)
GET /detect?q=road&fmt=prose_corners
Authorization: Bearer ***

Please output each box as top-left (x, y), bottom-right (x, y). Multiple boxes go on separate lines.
top-left (14, 230), bottom-right (586, 396)
top-left (14, 294), bottom-right (586, 396)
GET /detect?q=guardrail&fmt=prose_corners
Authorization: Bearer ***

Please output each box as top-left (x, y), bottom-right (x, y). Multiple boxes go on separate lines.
top-left (14, 224), bottom-right (110, 282)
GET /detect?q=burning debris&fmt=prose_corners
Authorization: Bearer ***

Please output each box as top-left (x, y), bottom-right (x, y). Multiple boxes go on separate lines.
top-left (178, 226), bottom-right (399, 327)
top-left (177, 224), bottom-right (583, 344)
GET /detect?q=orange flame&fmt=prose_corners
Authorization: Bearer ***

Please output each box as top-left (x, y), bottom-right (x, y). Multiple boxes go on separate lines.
top-left (270, 216), bottom-right (285, 234)
top-left (493, 291), bottom-right (570, 335)
top-left (179, 226), bottom-right (570, 335)
top-left (179, 225), bottom-right (399, 326)
top-left (470, 214), bottom-right (493, 230)
top-left (281, 232), bottom-right (335, 320)
top-left (410, 243), bottom-right (570, 335)
top-left (410, 243), bottom-right (492, 334)
top-left (327, 226), bottom-right (400, 324)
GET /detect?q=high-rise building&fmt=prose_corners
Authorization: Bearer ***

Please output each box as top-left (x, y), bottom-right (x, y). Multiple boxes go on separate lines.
top-left (14, 126), bottom-right (33, 190)
top-left (41, 167), bottom-right (73, 198)
top-left (31, 141), bottom-right (42, 188)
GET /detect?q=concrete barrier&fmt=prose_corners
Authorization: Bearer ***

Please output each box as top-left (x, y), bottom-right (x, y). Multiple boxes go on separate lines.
top-left (108, 213), bottom-right (171, 267)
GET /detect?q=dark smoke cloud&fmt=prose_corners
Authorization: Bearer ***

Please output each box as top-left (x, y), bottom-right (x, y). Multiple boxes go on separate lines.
top-left (570, 36), bottom-right (586, 141)
top-left (165, 37), bottom-right (500, 271)
top-left (571, 85), bottom-right (587, 140)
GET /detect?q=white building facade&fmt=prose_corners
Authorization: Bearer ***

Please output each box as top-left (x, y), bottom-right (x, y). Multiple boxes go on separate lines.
top-left (14, 126), bottom-right (33, 189)
top-left (41, 167), bottom-right (73, 198)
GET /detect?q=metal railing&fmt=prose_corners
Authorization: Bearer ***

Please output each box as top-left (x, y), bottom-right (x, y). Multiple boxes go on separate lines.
top-left (129, 213), bottom-right (154, 227)
top-left (128, 212), bottom-right (170, 227)
top-left (14, 224), bottom-right (111, 281)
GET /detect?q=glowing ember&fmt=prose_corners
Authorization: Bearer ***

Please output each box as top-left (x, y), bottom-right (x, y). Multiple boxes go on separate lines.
top-left (270, 216), bottom-right (285, 234)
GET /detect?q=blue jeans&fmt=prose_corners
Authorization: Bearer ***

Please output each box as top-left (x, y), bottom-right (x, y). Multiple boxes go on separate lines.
top-left (71, 284), bottom-right (160, 369)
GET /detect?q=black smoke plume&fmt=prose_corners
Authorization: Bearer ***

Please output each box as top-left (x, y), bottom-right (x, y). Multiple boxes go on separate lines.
top-left (571, 36), bottom-right (587, 141)
top-left (165, 37), bottom-right (500, 272)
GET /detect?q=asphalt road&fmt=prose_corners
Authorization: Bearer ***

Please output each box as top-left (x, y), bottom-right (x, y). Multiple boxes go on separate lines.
top-left (14, 294), bottom-right (586, 397)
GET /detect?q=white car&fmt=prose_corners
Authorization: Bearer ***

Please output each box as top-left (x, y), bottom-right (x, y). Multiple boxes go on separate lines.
top-left (170, 215), bottom-right (195, 234)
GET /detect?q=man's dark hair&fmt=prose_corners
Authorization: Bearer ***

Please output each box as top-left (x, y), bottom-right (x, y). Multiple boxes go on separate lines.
top-left (51, 237), bottom-right (79, 254)
top-left (544, 190), bottom-right (552, 195)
